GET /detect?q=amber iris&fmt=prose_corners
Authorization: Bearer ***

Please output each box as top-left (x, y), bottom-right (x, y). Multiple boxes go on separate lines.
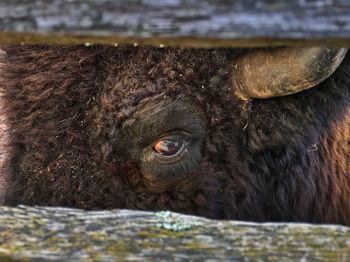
top-left (153, 137), bottom-right (183, 156)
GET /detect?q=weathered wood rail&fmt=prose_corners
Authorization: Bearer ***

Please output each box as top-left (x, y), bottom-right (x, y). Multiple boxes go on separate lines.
top-left (0, 0), bottom-right (350, 47)
top-left (0, 205), bottom-right (349, 261)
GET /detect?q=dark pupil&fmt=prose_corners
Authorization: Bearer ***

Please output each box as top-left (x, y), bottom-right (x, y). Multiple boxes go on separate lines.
top-left (154, 138), bottom-right (183, 156)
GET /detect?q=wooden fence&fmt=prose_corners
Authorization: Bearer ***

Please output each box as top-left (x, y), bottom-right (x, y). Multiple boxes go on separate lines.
top-left (0, 0), bottom-right (350, 261)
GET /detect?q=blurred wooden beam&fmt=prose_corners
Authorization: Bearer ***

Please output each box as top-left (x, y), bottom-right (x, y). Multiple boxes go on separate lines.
top-left (0, 0), bottom-right (350, 47)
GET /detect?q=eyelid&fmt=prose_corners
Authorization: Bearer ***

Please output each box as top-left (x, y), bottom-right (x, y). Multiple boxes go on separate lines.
top-left (153, 130), bottom-right (192, 143)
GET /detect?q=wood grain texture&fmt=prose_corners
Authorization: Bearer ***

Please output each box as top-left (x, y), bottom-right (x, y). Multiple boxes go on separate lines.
top-left (0, 0), bottom-right (350, 46)
top-left (0, 206), bottom-right (349, 261)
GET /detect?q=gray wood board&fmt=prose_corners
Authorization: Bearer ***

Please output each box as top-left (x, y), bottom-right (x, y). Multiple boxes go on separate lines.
top-left (0, 0), bottom-right (350, 47)
top-left (0, 205), bottom-right (349, 261)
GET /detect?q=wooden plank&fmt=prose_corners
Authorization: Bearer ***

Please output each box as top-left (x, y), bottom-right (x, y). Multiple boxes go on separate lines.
top-left (0, 206), bottom-right (350, 261)
top-left (0, 0), bottom-right (350, 47)
top-left (0, 206), bottom-right (349, 261)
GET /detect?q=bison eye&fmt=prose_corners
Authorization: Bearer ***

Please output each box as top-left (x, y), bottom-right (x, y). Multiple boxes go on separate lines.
top-left (150, 134), bottom-right (189, 164)
top-left (140, 132), bottom-right (191, 166)
top-left (153, 136), bottom-right (184, 156)
top-left (140, 128), bottom-right (203, 183)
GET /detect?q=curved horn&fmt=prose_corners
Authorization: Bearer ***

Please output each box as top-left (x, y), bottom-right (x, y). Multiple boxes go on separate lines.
top-left (233, 47), bottom-right (348, 99)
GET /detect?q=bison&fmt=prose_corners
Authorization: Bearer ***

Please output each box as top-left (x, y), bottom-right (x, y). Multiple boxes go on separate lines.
top-left (0, 45), bottom-right (349, 225)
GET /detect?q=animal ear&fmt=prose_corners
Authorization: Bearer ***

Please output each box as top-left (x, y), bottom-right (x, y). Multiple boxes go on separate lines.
top-left (233, 47), bottom-right (347, 100)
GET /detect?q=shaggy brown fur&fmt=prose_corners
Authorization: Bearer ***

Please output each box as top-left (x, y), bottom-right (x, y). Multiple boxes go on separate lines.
top-left (0, 45), bottom-right (349, 225)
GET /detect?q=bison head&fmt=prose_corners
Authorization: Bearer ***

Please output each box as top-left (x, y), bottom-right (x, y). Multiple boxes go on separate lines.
top-left (1, 45), bottom-right (349, 224)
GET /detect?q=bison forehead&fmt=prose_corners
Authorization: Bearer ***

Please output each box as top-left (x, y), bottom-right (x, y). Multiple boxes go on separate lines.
top-left (100, 47), bottom-right (238, 101)
top-left (87, 47), bottom-right (245, 141)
